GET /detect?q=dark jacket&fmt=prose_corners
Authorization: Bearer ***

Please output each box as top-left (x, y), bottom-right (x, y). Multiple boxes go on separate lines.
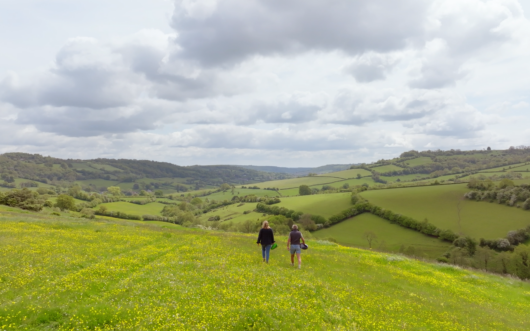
top-left (257, 228), bottom-right (275, 246)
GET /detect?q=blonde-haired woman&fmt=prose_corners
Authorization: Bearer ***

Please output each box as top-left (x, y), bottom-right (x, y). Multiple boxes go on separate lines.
top-left (257, 220), bottom-right (275, 263)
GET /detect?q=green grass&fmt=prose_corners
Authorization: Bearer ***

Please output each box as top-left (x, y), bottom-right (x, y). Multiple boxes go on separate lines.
top-left (207, 189), bottom-right (280, 201)
top-left (317, 168), bottom-right (371, 179)
top-left (199, 202), bottom-right (263, 224)
top-left (401, 157), bottom-right (434, 167)
top-left (507, 164), bottom-right (530, 172)
top-left (313, 213), bottom-right (451, 258)
top-left (1, 213), bottom-right (530, 330)
top-left (96, 201), bottom-right (167, 216)
top-left (276, 193), bottom-right (352, 218)
top-left (360, 184), bottom-right (530, 239)
top-left (370, 164), bottom-right (403, 173)
top-left (247, 176), bottom-right (342, 189)
top-left (479, 162), bottom-right (528, 173)
top-left (381, 174), bottom-right (429, 183)
top-left (71, 162), bottom-right (102, 173)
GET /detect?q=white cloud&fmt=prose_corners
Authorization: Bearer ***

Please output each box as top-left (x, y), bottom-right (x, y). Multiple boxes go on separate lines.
top-left (0, 0), bottom-right (529, 166)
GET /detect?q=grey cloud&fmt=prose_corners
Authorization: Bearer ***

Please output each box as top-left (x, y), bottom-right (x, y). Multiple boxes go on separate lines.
top-left (405, 106), bottom-right (487, 138)
top-left (14, 105), bottom-right (172, 137)
top-left (325, 89), bottom-right (446, 125)
top-left (410, 1), bottom-right (519, 88)
top-left (168, 125), bottom-right (364, 151)
top-left (345, 53), bottom-right (398, 83)
top-left (1, 38), bottom-right (139, 109)
top-left (170, 0), bottom-right (429, 66)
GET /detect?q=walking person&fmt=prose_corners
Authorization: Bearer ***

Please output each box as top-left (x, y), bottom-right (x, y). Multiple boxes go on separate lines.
top-left (287, 224), bottom-right (306, 268)
top-left (257, 221), bottom-right (275, 263)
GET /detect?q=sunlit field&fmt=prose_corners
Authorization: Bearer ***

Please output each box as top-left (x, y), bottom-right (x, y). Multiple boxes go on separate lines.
top-left (1, 214), bottom-right (530, 330)
top-left (360, 184), bottom-right (530, 239)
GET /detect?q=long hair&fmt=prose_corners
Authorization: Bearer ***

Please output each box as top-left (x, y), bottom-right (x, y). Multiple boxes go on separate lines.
top-left (262, 220), bottom-right (270, 229)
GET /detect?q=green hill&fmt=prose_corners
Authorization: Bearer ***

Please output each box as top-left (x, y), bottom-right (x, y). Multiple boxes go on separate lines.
top-left (1, 211), bottom-right (529, 330)
top-left (0, 153), bottom-right (289, 193)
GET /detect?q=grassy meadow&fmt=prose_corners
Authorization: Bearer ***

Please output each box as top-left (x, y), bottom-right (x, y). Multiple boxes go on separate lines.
top-left (199, 202), bottom-right (263, 224)
top-left (1, 213), bottom-right (530, 330)
top-left (360, 184), bottom-right (530, 239)
top-left (247, 176), bottom-right (342, 189)
top-left (275, 193), bottom-right (352, 218)
top-left (370, 164), bottom-right (403, 173)
top-left (94, 202), bottom-right (167, 216)
top-left (401, 157), bottom-right (434, 167)
top-left (313, 213), bottom-right (451, 258)
top-left (316, 168), bottom-right (371, 179)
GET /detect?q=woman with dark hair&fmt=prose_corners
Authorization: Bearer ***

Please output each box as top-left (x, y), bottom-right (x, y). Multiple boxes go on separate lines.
top-left (257, 220), bottom-right (275, 263)
top-left (287, 224), bottom-right (305, 268)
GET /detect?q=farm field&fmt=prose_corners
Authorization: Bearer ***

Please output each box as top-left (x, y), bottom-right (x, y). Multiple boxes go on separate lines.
top-left (199, 202), bottom-right (263, 224)
top-left (245, 176), bottom-right (342, 189)
top-left (507, 164), bottom-right (530, 172)
top-left (96, 201), bottom-right (167, 216)
top-left (0, 178), bottom-right (56, 192)
top-left (360, 184), bottom-right (530, 239)
top-left (207, 188), bottom-right (280, 201)
top-left (478, 162), bottom-right (528, 173)
top-left (1, 214), bottom-right (530, 330)
top-left (276, 193), bottom-right (352, 218)
top-left (381, 174), bottom-right (428, 183)
top-left (313, 213), bottom-right (451, 258)
top-left (370, 164), bottom-right (403, 173)
top-left (317, 168), bottom-right (371, 179)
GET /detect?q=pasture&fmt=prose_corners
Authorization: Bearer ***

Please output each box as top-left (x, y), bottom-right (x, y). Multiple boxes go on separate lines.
top-left (276, 193), bottom-right (352, 218)
top-left (360, 184), bottom-right (530, 239)
top-left (370, 164), bottom-right (403, 173)
top-left (199, 202), bottom-right (263, 224)
top-left (207, 188), bottom-right (280, 201)
top-left (245, 176), bottom-right (342, 189)
top-left (95, 201), bottom-right (167, 216)
top-left (1, 214), bottom-right (529, 330)
top-left (317, 168), bottom-right (371, 179)
top-left (312, 213), bottom-right (451, 258)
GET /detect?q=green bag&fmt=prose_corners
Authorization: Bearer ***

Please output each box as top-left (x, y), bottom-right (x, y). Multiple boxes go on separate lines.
top-left (271, 243), bottom-right (278, 250)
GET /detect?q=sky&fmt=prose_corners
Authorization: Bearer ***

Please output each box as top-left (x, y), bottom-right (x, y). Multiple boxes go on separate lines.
top-left (1, 0), bottom-right (530, 167)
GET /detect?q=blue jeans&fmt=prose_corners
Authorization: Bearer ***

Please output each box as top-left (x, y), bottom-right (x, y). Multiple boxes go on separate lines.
top-left (262, 244), bottom-right (271, 262)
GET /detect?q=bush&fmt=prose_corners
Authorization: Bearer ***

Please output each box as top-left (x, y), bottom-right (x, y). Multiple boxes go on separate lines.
top-left (55, 194), bottom-right (76, 211)
top-left (0, 188), bottom-right (46, 211)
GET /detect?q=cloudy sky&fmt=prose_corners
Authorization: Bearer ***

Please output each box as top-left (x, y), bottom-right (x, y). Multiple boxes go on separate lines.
top-left (1, 0), bottom-right (530, 167)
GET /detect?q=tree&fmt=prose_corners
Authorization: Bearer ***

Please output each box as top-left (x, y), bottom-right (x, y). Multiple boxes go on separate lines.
top-left (356, 174), bottom-right (361, 179)
top-left (363, 231), bottom-right (378, 249)
top-left (475, 246), bottom-right (493, 271)
top-left (487, 146), bottom-right (491, 151)
top-left (107, 186), bottom-right (122, 197)
top-left (154, 190), bottom-right (164, 197)
top-left (299, 185), bottom-right (311, 196)
top-left (342, 183), bottom-right (350, 189)
top-left (220, 183), bottom-right (231, 192)
top-left (55, 194), bottom-right (76, 211)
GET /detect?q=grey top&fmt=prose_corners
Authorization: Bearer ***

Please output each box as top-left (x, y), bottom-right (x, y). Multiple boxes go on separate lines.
top-left (289, 230), bottom-right (303, 245)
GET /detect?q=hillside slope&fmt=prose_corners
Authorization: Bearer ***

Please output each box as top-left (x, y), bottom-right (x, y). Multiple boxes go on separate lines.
top-left (1, 211), bottom-right (529, 330)
top-left (0, 153), bottom-right (288, 189)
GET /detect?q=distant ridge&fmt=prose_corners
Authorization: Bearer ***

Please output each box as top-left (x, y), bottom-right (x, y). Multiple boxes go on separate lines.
top-left (238, 164), bottom-right (354, 176)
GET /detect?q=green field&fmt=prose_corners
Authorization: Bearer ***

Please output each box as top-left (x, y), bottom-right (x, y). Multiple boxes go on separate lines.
top-left (276, 193), bottom-right (352, 218)
top-left (313, 213), bottom-right (451, 258)
top-left (199, 202), bottom-right (263, 224)
top-left (508, 164), bottom-right (530, 172)
top-left (402, 157), bottom-right (434, 167)
top-left (370, 164), bottom-right (403, 173)
top-left (247, 176), bottom-right (342, 189)
top-left (381, 174), bottom-right (429, 183)
top-left (89, 163), bottom-right (123, 172)
top-left (317, 168), bottom-right (371, 179)
top-left (96, 201), bottom-right (167, 216)
top-left (479, 162), bottom-right (528, 173)
top-left (1, 214), bottom-right (530, 330)
top-left (207, 188), bottom-right (280, 201)
top-left (360, 184), bottom-right (530, 239)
